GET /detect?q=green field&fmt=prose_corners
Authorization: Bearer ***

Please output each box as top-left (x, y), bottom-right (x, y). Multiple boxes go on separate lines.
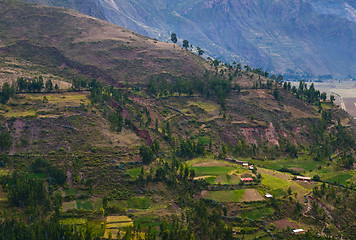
top-left (191, 166), bottom-right (238, 176)
top-left (127, 197), bottom-right (150, 209)
top-left (133, 216), bottom-right (161, 228)
top-left (327, 173), bottom-right (353, 185)
top-left (214, 174), bottom-right (241, 184)
top-left (261, 174), bottom-right (291, 190)
top-left (241, 207), bottom-right (274, 220)
top-left (76, 199), bottom-right (94, 210)
top-left (60, 218), bottom-right (87, 225)
top-left (252, 155), bottom-right (324, 172)
top-left (202, 189), bottom-right (245, 202)
top-left (269, 188), bottom-right (287, 198)
top-left (127, 167), bottom-right (141, 178)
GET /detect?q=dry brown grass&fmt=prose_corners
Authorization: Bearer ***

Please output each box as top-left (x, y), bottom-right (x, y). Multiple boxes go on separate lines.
top-left (240, 189), bottom-right (264, 202)
top-left (273, 218), bottom-right (299, 230)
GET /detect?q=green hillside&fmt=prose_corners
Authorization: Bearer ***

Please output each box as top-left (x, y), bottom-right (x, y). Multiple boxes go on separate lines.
top-left (0, 1), bottom-right (355, 239)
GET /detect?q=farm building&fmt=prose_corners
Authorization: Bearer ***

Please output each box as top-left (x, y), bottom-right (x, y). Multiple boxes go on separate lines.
top-left (241, 177), bottom-right (254, 182)
top-left (265, 193), bottom-right (273, 198)
top-left (292, 229), bottom-right (305, 234)
top-left (296, 176), bottom-right (311, 181)
top-left (243, 163), bottom-right (249, 168)
top-left (249, 165), bottom-right (254, 170)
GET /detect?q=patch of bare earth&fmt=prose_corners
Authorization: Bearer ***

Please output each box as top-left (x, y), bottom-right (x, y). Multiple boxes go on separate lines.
top-left (240, 189), bottom-right (264, 202)
top-left (192, 160), bottom-right (234, 167)
top-left (201, 190), bottom-right (208, 198)
top-left (289, 167), bottom-right (304, 172)
top-left (274, 218), bottom-right (299, 230)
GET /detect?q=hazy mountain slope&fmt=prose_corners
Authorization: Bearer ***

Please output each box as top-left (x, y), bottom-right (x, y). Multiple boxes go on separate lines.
top-left (21, 0), bottom-right (107, 20)
top-left (0, 0), bottom-right (208, 84)
top-left (23, 0), bottom-right (356, 79)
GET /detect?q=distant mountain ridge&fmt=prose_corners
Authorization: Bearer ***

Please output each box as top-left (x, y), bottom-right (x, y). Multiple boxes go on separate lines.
top-left (22, 0), bottom-right (356, 79)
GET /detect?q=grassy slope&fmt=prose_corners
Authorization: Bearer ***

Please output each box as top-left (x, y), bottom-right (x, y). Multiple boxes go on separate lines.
top-left (0, 0), bottom-right (208, 85)
top-left (0, 1), bottom-right (355, 239)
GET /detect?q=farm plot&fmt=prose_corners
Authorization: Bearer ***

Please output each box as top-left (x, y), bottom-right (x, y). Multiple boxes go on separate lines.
top-left (253, 155), bottom-right (324, 172)
top-left (104, 216), bottom-right (134, 239)
top-left (240, 189), bottom-right (264, 202)
top-left (188, 157), bottom-right (247, 184)
top-left (187, 100), bottom-right (219, 112)
top-left (62, 201), bottom-right (77, 211)
top-left (327, 173), bottom-right (353, 185)
top-left (273, 218), bottom-right (299, 230)
top-left (241, 207), bottom-right (274, 220)
top-left (201, 189), bottom-right (245, 202)
top-left (258, 168), bottom-right (309, 201)
top-left (191, 166), bottom-right (239, 177)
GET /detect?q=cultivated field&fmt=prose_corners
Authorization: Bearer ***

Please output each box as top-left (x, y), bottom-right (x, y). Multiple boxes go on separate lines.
top-left (201, 189), bottom-right (245, 202)
top-left (240, 189), bottom-right (265, 202)
top-left (273, 218), bottom-right (299, 230)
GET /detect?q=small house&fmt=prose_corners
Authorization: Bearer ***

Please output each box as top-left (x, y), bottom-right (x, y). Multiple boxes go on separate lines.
top-left (296, 176), bottom-right (311, 182)
top-left (265, 193), bottom-right (273, 198)
top-left (292, 229), bottom-right (305, 234)
top-left (249, 165), bottom-right (254, 170)
top-left (243, 163), bottom-right (249, 168)
top-left (241, 177), bottom-right (254, 182)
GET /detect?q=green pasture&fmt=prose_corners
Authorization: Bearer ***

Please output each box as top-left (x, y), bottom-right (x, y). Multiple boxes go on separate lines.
top-left (127, 197), bottom-right (150, 209)
top-left (252, 155), bottom-right (324, 172)
top-left (191, 166), bottom-right (238, 177)
top-left (269, 188), bottom-right (287, 198)
top-left (186, 157), bottom-right (236, 167)
top-left (261, 174), bottom-right (291, 190)
top-left (127, 167), bottom-right (141, 178)
top-left (133, 215), bottom-right (161, 228)
top-left (76, 199), bottom-right (94, 210)
top-left (60, 218), bottom-right (87, 225)
top-left (327, 173), bottom-right (353, 185)
top-left (214, 174), bottom-right (241, 184)
top-left (241, 207), bottom-right (274, 220)
top-left (203, 189), bottom-right (245, 202)
top-left (311, 168), bottom-right (355, 185)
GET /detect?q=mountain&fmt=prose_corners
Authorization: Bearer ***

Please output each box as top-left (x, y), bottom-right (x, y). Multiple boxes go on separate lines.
top-left (0, 1), bottom-right (355, 239)
top-left (0, 0), bottom-right (208, 85)
top-left (22, 0), bottom-right (356, 79)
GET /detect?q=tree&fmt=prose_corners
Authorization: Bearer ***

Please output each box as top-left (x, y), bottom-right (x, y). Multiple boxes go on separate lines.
top-left (183, 40), bottom-right (189, 49)
top-left (273, 88), bottom-right (279, 100)
top-left (312, 175), bottom-right (321, 181)
top-left (197, 47), bottom-right (204, 56)
top-left (0, 131), bottom-right (12, 152)
top-left (189, 169), bottom-right (195, 179)
top-left (140, 145), bottom-right (154, 165)
top-left (170, 33), bottom-right (177, 44)
top-left (330, 95), bottom-right (335, 104)
top-left (276, 75), bottom-right (283, 84)
top-left (103, 195), bottom-right (108, 209)
top-left (0, 82), bottom-right (16, 104)
top-left (45, 79), bottom-right (53, 92)
top-left (320, 92), bottom-right (327, 101)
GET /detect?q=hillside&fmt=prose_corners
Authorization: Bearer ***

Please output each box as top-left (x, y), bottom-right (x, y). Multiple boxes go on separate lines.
top-left (22, 0), bottom-right (356, 79)
top-left (0, 0), bottom-right (209, 85)
top-left (0, 1), bottom-right (355, 240)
